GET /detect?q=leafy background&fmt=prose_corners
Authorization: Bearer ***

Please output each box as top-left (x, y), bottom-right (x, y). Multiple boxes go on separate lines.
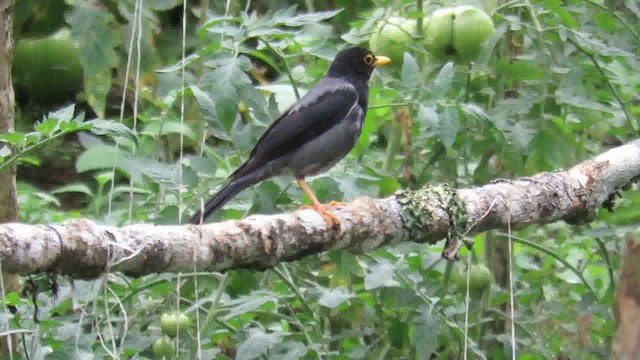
top-left (1, 0), bottom-right (639, 358)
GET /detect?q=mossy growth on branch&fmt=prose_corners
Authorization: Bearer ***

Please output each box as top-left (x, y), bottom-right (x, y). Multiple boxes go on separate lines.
top-left (395, 184), bottom-right (468, 244)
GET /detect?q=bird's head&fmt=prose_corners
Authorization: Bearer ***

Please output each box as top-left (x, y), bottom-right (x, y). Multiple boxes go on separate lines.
top-left (327, 46), bottom-right (391, 79)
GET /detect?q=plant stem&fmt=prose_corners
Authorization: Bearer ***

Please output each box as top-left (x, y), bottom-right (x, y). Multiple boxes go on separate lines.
top-left (259, 38), bottom-right (301, 100)
top-left (416, 0), bottom-right (424, 35)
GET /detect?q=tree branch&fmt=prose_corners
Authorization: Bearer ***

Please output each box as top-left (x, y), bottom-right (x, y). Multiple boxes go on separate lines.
top-left (1, 140), bottom-right (639, 279)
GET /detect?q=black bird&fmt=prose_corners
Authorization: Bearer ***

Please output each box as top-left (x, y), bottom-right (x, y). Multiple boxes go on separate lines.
top-left (189, 46), bottom-right (390, 225)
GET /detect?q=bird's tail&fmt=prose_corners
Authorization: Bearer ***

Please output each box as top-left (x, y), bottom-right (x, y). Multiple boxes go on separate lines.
top-left (188, 176), bottom-right (256, 224)
top-left (188, 159), bottom-right (270, 224)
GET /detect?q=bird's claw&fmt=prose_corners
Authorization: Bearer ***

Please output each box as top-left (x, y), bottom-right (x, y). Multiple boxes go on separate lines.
top-left (325, 201), bottom-right (348, 208)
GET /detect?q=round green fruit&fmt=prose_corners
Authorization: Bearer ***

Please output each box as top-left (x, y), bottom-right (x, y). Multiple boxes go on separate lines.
top-left (13, 34), bottom-right (83, 104)
top-left (453, 7), bottom-right (495, 61)
top-left (160, 312), bottom-right (191, 337)
top-left (369, 16), bottom-right (417, 65)
top-left (152, 336), bottom-right (176, 359)
top-left (454, 264), bottom-right (493, 294)
top-left (423, 8), bottom-right (457, 60)
top-left (423, 6), bottom-right (494, 62)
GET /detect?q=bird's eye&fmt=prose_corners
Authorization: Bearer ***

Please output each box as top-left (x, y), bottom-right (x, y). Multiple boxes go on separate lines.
top-left (363, 54), bottom-right (375, 65)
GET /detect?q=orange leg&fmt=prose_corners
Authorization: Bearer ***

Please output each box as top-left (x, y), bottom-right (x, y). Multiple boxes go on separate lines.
top-left (324, 201), bottom-right (348, 207)
top-left (296, 178), bottom-right (341, 226)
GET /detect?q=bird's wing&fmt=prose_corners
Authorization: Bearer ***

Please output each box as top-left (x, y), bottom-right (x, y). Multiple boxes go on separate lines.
top-left (237, 77), bottom-right (359, 174)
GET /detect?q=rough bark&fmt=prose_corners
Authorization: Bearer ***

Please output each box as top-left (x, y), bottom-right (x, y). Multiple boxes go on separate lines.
top-left (0, 0), bottom-right (16, 221)
top-left (612, 233), bottom-right (640, 359)
top-left (0, 139), bottom-right (637, 278)
top-left (0, 0), bottom-right (20, 355)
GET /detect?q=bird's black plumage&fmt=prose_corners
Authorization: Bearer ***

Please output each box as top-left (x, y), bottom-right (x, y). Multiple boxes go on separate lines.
top-left (189, 46), bottom-right (390, 225)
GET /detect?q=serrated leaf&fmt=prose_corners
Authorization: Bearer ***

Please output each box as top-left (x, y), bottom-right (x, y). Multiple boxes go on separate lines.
top-left (121, 156), bottom-right (181, 185)
top-left (431, 62), bottom-right (455, 98)
top-left (413, 305), bottom-right (440, 358)
top-left (190, 85), bottom-right (230, 141)
top-left (401, 52), bottom-right (420, 89)
top-left (364, 260), bottom-right (399, 290)
top-left (571, 30), bottom-right (632, 57)
top-left (281, 9), bottom-right (342, 26)
top-left (236, 329), bottom-right (286, 360)
top-left (157, 53), bottom-right (201, 73)
top-left (48, 104), bottom-right (76, 123)
top-left (460, 103), bottom-right (490, 122)
top-left (555, 89), bottom-right (616, 114)
top-left (417, 105), bottom-right (439, 132)
top-left (88, 119), bottom-right (138, 146)
top-left (141, 120), bottom-right (196, 141)
top-left (68, 3), bottom-right (119, 117)
top-left (188, 156), bottom-right (217, 175)
top-left (0, 145), bottom-right (10, 158)
top-left (223, 293), bottom-right (276, 320)
top-left (52, 184), bottom-right (94, 197)
top-left (76, 145), bottom-right (125, 173)
top-left (146, 0), bottom-right (182, 11)
top-left (318, 287), bottom-right (353, 308)
top-left (83, 69), bottom-right (112, 118)
top-left (439, 106), bottom-right (460, 149)
top-left (0, 132), bottom-right (26, 146)
top-left (267, 341), bottom-right (308, 360)
top-left (496, 59), bottom-right (546, 81)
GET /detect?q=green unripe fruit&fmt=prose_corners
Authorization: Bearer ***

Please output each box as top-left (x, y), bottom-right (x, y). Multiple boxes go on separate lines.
top-left (454, 264), bottom-right (493, 294)
top-left (160, 312), bottom-right (191, 337)
top-left (369, 16), bottom-right (417, 65)
top-left (13, 34), bottom-right (83, 104)
top-left (423, 6), bottom-right (495, 62)
top-left (152, 336), bottom-right (176, 358)
top-left (453, 7), bottom-right (496, 61)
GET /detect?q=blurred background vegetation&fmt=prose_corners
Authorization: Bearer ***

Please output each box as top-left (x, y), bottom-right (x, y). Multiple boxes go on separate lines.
top-left (1, 0), bottom-right (639, 358)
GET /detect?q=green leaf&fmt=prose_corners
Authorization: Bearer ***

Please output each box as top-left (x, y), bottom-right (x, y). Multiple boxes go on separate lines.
top-left (236, 329), bottom-right (286, 360)
top-left (141, 120), bottom-right (197, 141)
top-left (496, 59), bottom-right (546, 81)
top-left (0, 145), bottom-right (10, 158)
top-left (48, 104), bottom-right (76, 123)
top-left (317, 287), bottom-right (353, 309)
top-left (52, 184), bottom-right (94, 197)
top-left (0, 132), bottom-right (26, 146)
top-left (417, 105), bottom-right (440, 133)
top-left (401, 52), bottom-right (420, 89)
top-left (571, 29), bottom-right (632, 57)
top-left (35, 118), bottom-right (58, 136)
top-left (431, 62), bottom-right (455, 98)
top-left (190, 85), bottom-right (230, 141)
top-left (364, 259), bottom-right (399, 290)
top-left (88, 119), bottom-right (138, 146)
top-left (84, 69), bottom-right (113, 119)
top-left (146, 0), bottom-right (182, 11)
top-left (223, 293), bottom-right (276, 320)
top-left (67, 2), bottom-right (119, 117)
top-left (460, 103), bottom-right (490, 122)
top-left (276, 9), bottom-right (342, 27)
top-left (439, 106), bottom-right (460, 149)
top-left (555, 89), bottom-right (616, 114)
top-left (413, 305), bottom-right (440, 358)
top-left (76, 145), bottom-right (125, 173)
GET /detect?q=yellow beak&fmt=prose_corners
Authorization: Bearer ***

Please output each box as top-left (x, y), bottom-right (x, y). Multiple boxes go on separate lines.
top-left (374, 56), bottom-right (391, 66)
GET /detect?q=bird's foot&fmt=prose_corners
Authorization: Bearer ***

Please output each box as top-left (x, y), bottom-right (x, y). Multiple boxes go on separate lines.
top-left (299, 204), bottom-right (341, 226)
top-left (325, 201), bottom-right (348, 208)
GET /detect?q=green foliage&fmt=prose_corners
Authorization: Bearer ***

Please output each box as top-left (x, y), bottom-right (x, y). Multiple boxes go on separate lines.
top-left (5, 0), bottom-right (640, 358)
